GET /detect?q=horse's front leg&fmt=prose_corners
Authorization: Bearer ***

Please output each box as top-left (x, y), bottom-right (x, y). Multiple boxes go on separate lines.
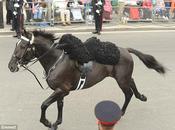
top-left (51, 98), bottom-right (64, 130)
top-left (40, 88), bottom-right (63, 128)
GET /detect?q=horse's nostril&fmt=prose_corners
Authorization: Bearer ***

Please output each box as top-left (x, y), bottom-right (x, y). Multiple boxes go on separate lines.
top-left (10, 66), bottom-right (15, 72)
top-left (15, 67), bottom-right (19, 72)
top-left (8, 65), bottom-right (18, 72)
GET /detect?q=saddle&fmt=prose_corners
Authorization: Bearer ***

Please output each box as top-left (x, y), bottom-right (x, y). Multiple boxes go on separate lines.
top-left (57, 34), bottom-right (120, 66)
top-left (84, 37), bottom-right (120, 65)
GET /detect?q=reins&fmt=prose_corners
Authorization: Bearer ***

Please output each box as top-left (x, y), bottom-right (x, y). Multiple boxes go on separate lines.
top-left (22, 49), bottom-right (65, 90)
top-left (20, 36), bottom-right (60, 90)
top-left (45, 50), bottom-right (65, 79)
top-left (25, 42), bottom-right (57, 68)
top-left (21, 65), bottom-right (45, 89)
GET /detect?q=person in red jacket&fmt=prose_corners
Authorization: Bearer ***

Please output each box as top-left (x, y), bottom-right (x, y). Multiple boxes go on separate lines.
top-left (142, 0), bottom-right (152, 20)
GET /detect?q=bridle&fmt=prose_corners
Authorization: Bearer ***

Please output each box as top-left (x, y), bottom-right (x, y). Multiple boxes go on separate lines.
top-left (15, 34), bottom-right (62, 89)
top-left (13, 35), bottom-right (36, 66)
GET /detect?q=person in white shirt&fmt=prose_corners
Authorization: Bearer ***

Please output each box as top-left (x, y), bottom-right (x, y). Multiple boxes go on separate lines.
top-left (52, 0), bottom-right (71, 25)
top-left (118, 0), bottom-right (125, 22)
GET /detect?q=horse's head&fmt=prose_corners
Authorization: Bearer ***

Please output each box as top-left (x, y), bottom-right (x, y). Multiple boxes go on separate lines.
top-left (8, 30), bottom-right (57, 72)
top-left (8, 30), bottom-right (36, 72)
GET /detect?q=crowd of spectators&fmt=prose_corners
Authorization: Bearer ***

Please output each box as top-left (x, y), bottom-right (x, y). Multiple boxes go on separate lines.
top-left (5, 0), bottom-right (175, 26)
top-left (122, 0), bottom-right (175, 21)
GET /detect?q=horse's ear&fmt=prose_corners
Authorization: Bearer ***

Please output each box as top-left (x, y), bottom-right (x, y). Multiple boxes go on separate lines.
top-left (22, 29), bottom-right (33, 39)
top-left (21, 28), bottom-right (27, 36)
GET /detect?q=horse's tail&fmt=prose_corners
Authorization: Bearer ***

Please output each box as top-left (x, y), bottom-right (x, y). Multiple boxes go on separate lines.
top-left (127, 48), bottom-right (166, 74)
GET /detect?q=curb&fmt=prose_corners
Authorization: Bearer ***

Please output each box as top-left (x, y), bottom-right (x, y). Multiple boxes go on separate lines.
top-left (1, 26), bottom-right (175, 35)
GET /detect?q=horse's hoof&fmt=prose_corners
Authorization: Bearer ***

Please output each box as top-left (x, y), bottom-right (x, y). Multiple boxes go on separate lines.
top-left (50, 124), bottom-right (58, 130)
top-left (121, 110), bottom-right (125, 116)
top-left (40, 118), bottom-right (51, 128)
top-left (140, 94), bottom-right (147, 102)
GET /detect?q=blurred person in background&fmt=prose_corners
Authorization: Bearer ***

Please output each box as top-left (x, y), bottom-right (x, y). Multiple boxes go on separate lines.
top-left (6, 0), bottom-right (13, 25)
top-left (164, 0), bottom-right (171, 19)
top-left (25, 0), bottom-right (33, 22)
top-left (12, 0), bottom-right (24, 38)
top-left (92, 0), bottom-right (105, 35)
top-left (52, 0), bottom-right (71, 25)
top-left (170, 0), bottom-right (175, 18)
top-left (142, 0), bottom-right (152, 20)
top-left (118, 0), bottom-right (125, 22)
top-left (67, 0), bottom-right (84, 21)
top-left (154, 0), bottom-right (167, 20)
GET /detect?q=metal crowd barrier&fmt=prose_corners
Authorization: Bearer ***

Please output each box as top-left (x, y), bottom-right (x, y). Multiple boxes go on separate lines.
top-left (120, 5), bottom-right (174, 23)
top-left (23, 1), bottom-right (175, 26)
top-left (24, 1), bottom-right (51, 26)
top-left (110, 5), bottom-right (175, 24)
top-left (24, 1), bottom-right (88, 26)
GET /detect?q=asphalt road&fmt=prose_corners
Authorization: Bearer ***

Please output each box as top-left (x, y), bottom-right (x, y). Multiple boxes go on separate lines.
top-left (0, 30), bottom-right (175, 130)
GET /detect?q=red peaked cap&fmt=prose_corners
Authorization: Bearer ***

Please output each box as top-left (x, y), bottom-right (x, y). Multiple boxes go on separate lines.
top-left (95, 100), bottom-right (122, 126)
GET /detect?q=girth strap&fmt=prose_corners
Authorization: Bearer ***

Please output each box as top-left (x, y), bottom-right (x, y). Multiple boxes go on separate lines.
top-left (75, 77), bottom-right (86, 90)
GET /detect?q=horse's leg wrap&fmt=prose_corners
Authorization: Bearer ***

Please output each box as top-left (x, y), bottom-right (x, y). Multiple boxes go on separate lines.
top-left (40, 88), bottom-right (64, 128)
top-left (130, 78), bottom-right (147, 101)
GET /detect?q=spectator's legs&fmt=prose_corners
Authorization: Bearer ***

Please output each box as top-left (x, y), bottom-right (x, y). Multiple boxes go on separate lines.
top-left (47, 2), bottom-right (52, 22)
top-left (16, 14), bottom-right (21, 37)
top-left (118, 2), bottom-right (125, 22)
top-left (6, 10), bottom-right (12, 24)
top-left (60, 11), bottom-right (66, 25)
top-left (99, 12), bottom-right (103, 31)
top-left (143, 8), bottom-right (152, 19)
top-left (65, 10), bottom-right (71, 25)
top-left (11, 14), bottom-right (15, 30)
top-left (26, 8), bottom-right (32, 22)
top-left (94, 13), bottom-right (98, 32)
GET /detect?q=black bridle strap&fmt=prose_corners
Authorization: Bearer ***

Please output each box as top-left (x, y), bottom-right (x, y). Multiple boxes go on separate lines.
top-left (20, 43), bottom-right (59, 90)
top-left (21, 65), bottom-right (45, 89)
top-left (27, 42), bottom-right (57, 67)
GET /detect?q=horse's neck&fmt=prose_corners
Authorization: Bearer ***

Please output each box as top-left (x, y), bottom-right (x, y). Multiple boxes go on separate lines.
top-left (37, 44), bottom-right (62, 73)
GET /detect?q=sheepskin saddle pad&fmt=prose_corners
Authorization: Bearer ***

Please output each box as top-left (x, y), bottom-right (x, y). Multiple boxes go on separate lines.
top-left (57, 34), bottom-right (120, 65)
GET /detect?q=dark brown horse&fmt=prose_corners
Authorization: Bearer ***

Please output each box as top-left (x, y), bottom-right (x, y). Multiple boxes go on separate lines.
top-left (8, 30), bottom-right (166, 130)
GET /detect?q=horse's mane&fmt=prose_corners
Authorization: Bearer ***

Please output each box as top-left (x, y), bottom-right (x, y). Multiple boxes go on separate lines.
top-left (32, 30), bottom-right (56, 43)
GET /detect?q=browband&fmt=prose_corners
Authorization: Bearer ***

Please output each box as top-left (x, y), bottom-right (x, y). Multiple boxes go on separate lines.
top-left (21, 36), bottom-right (30, 42)
top-left (21, 34), bottom-right (34, 44)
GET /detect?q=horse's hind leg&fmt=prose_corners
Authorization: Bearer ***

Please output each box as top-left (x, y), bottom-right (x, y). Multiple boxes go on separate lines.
top-left (130, 78), bottom-right (147, 101)
top-left (120, 85), bottom-right (133, 115)
top-left (115, 67), bottom-right (134, 115)
top-left (114, 48), bottom-right (133, 115)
